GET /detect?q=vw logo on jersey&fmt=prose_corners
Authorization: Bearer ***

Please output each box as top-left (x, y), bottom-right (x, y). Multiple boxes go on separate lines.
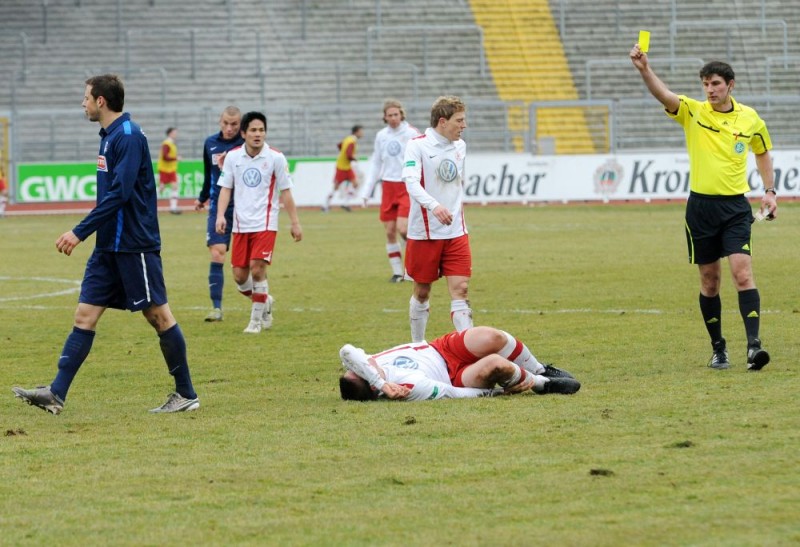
top-left (242, 167), bottom-right (262, 187)
top-left (734, 142), bottom-right (745, 154)
top-left (392, 356), bottom-right (419, 369)
top-left (437, 159), bottom-right (458, 183)
top-left (387, 140), bottom-right (402, 156)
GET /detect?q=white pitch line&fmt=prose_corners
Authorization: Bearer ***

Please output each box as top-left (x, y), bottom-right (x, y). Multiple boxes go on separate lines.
top-left (0, 276), bottom-right (81, 302)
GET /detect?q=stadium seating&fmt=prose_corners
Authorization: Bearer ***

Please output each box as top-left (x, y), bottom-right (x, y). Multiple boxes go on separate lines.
top-left (1, 0), bottom-right (799, 163)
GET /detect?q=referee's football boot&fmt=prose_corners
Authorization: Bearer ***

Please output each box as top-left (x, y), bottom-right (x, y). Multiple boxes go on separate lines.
top-left (149, 392), bottom-right (200, 413)
top-left (746, 338), bottom-right (770, 371)
top-left (534, 377), bottom-right (581, 395)
top-left (12, 385), bottom-right (64, 415)
top-left (707, 338), bottom-right (730, 370)
top-left (541, 364), bottom-right (575, 379)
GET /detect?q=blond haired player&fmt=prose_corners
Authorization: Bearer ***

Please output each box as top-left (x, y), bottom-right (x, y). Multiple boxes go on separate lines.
top-left (401, 96), bottom-right (471, 342)
top-left (215, 111), bottom-right (303, 334)
top-left (361, 99), bottom-right (421, 282)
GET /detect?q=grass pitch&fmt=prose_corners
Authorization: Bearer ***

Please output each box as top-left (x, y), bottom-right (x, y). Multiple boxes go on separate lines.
top-left (1, 203), bottom-right (798, 545)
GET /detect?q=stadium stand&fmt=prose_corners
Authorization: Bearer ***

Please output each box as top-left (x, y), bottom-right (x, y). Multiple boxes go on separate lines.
top-left (1, 0), bottom-right (799, 166)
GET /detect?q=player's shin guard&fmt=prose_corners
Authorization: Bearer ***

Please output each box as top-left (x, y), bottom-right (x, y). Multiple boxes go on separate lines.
top-left (50, 326), bottom-right (95, 401)
top-left (237, 274), bottom-right (253, 298)
top-left (499, 330), bottom-right (544, 375)
top-left (159, 324), bottom-right (196, 399)
top-left (387, 243), bottom-right (403, 276)
top-left (409, 296), bottom-right (430, 342)
top-left (251, 280), bottom-right (268, 322)
top-left (450, 300), bottom-right (473, 332)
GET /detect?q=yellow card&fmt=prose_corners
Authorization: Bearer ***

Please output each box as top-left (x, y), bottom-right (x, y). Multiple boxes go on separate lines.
top-left (638, 30), bottom-right (650, 53)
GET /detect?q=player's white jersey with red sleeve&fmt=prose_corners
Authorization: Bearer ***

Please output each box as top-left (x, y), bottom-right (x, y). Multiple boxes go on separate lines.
top-left (371, 343), bottom-right (496, 401)
top-left (401, 127), bottom-right (467, 240)
top-left (362, 120), bottom-right (420, 198)
top-left (217, 144), bottom-right (293, 233)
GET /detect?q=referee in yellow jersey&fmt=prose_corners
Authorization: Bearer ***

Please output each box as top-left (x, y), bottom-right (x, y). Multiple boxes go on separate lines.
top-left (631, 44), bottom-right (777, 371)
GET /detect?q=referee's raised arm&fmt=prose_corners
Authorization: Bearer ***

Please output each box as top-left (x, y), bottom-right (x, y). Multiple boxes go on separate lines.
top-left (630, 43), bottom-right (680, 113)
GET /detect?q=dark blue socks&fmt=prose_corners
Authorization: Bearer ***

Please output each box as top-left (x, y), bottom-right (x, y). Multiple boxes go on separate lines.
top-left (158, 323), bottom-right (197, 400)
top-left (209, 262), bottom-right (224, 309)
top-left (50, 326), bottom-right (95, 401)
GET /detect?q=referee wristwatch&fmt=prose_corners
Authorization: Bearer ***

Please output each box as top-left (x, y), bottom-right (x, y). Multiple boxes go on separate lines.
top-left (765, 187), bottom-right (777, 195)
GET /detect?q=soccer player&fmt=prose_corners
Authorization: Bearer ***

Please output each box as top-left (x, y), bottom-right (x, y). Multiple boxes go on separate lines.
top-left (338, 326), bottom-right (581, 401)
top-left (323, 125), bottom-right (363, 212)
top-left (12, 74), bottom-right (199, 415)
top-left (630, 45), bottom-right (777, 371)
top-left (360, 99), bottom-right (420, 282)
top-left (402, 96), bottom-right (472, 342)
top-left (0, 167), bottom-right (8, 217)
top-left (157, 127), bottom-right (181, 214)
top-left (194, 106), bottom-right (244, 322)
top-left (215, 111), bottom-right (303, 334)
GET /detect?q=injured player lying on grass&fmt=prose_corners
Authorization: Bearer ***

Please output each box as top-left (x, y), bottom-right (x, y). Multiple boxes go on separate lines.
top-left (338, 326), bottom-right (580, 401)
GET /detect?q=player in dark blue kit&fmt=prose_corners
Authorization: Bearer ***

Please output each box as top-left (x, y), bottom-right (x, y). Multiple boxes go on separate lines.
top-left (194, 106), bottom-right (244, 322)
top-left (12, 74), bottom-right (199, 414)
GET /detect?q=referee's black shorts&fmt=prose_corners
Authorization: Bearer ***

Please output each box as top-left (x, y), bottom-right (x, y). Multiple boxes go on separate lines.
top-left (684, 192), bottom-right (753, 265)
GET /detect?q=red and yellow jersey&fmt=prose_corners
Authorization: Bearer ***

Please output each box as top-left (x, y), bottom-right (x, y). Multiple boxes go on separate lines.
top-left (335, 134), bottom-right (358, 171)
top-left (157, 138), bottom-right (178, 174)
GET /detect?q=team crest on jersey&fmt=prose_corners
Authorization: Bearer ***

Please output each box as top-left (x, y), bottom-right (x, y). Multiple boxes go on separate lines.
top-left (97, 155), bottom-right (108, 172)
top-left (734, 142), bottom-right (745, 154)
top-left (392, 356), bottom-right (419, 369)
top-left (387, 140), bottom-right (402, 156)
top-left (242, 167), bottom-right (262, 187)
top-left (437, 159), bottom-right (458, 183)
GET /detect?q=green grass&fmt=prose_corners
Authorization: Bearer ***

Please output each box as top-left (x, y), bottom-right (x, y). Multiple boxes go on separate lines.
top-left (1, 204), bottom-right (799, 546)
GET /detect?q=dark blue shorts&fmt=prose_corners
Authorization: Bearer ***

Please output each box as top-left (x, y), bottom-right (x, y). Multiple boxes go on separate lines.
top-left (206, 202), bottom-right (233, 248)
top-left (79, 250), bottom-right (169, 311)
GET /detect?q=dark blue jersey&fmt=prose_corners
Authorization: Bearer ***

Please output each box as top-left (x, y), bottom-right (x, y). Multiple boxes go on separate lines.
top-left (73, 113), bottom-right (161, 252)
top-left (199, 131), bottom-right (244, 205)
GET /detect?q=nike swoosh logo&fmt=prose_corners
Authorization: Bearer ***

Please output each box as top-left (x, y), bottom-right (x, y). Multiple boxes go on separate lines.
top-left (133, 299), bottom-right (146, 305)
top-left (428, 155), bottom-right (437, 158)
top-left (209, 283), bottom-right (217, 287)
top-left (210, 146), bottom-right (218, 151)
top-left (59, 355), bottom-right (69, 360)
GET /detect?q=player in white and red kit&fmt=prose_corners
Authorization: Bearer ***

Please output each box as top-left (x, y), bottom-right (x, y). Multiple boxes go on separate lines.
top-left (401, 96), bottom-right (471, 342)
top-left (338, 326), bottom-right (581, 401)
top-left (216, 111), bottom-right (303, 333)
top-left (361, 99), bottom-right (420, 282)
